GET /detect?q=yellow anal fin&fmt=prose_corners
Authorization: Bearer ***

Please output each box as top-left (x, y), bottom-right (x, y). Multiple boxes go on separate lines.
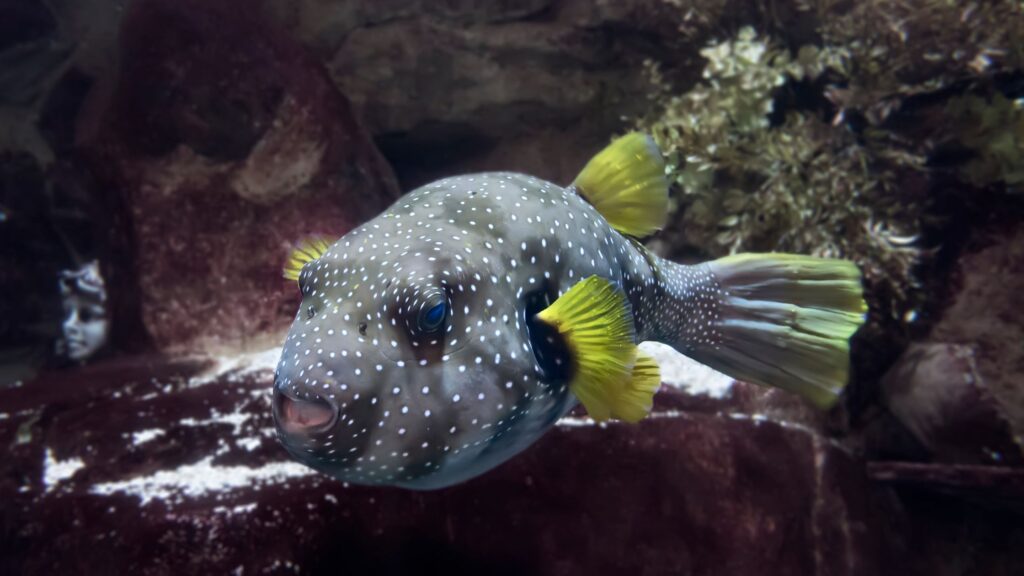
top-left (572, 132), bottom-right (669, 238)
top-left (536, 276), bottom-right (660, 422)
top-left (283, 236), bottom-right (332, 281)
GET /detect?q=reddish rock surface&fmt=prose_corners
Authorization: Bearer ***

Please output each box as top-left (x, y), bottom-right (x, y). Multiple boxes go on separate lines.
top-left (1, 351), bottom-right (898, 576)
top-left (79, 0), bottom-right (401, 353)
top-left (6, 350), bottom-right (1023, 575)
top-left (928, 224), bottom-right (1024, 453)
top-left (881, 343), bottom-right (1021, 465)
top-left (880, 223), bottom-right (1024, 465)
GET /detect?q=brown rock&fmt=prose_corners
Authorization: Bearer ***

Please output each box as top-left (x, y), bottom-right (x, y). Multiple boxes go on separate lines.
top-left (881, 343), bottom-right (1021, 465)
top-left (869, 461), bottom-right (1024, 509)
top-left (275, 0), bottom-right (696, 188)
top-left (880, 224), bottom-right (1024, 465)
top-left (79, 0), bottom-right (400, 353)
top-left (263, 0), bottom-right (820, 189)
top-left (3, 353), bottom-right (885, 575)
top-left (6, 344), bottom-right (1024, 575)
top-left (930, 225), bottom-right (1024, 453)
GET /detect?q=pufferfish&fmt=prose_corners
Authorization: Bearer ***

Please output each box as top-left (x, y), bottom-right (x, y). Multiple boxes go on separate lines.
top-left (272, 133), bottom-right (866, 490)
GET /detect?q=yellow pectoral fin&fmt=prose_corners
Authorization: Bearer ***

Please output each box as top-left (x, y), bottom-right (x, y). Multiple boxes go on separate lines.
top-left (613, 350), bottom-right (661, 423)
top-left (572, 132), bottom-right (669, 238)
top-left (535, 276), bottom-right (659, 422)
top-left (283, 236), bottom-right (332, 281)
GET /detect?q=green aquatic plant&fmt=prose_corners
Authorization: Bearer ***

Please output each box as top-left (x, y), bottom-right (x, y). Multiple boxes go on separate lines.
top-left (637, 0), bottom-right (1024, 326)
top-left (944, 93), bottom-right (1024, 190)
top-left (807, 0), bottom-right (1024, 100)
top-left (804, 0), bottom-right (1024, 193)
top-left (638, 27), bottom-right (920, 322)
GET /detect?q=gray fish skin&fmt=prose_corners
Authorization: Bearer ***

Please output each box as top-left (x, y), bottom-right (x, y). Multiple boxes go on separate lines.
top-left (273, 172), bottom-right (717, 489)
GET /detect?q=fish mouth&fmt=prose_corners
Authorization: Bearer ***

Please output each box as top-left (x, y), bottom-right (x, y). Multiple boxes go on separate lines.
top-left (273, 389), bottom-right (339, 437)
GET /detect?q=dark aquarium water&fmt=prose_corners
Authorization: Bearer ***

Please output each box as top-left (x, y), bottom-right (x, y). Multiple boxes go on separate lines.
top-left (2, 0), bottom-right (1023, 574)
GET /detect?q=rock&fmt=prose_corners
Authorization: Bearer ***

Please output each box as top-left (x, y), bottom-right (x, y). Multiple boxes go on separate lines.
top-left (0, 151), bottom-right (67, 382)
top-left (79, 0), bottom-right (401, 353)
top-left (3, 347), bottom-right (888, 575)
top-left (866, 461), bottom-right (1024, 576)
top-left (263, 0), bottom-right (697, 188)
top-left (880, 223), bottom-right (1024, 465)
top-left (881, 343), bottom-right (1021, 465)
top-left (0, 0), bottom-right (66, 107)
top-left (929, 224), bottom-right (1024, 454)
top-left (869, 461), bottom-right (1024, 509)
top-left (264, 0), bottom-right (823, 189)
top-left (0, 0), bottom-right (56, 53)
top-left (38, 68), bottom-right (93, 156)
top-left (0, 0), bottom-right (147, 370)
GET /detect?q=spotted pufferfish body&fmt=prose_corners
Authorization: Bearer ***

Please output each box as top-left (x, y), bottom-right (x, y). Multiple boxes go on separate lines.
top-left (272, 133), bottom-right (867, 490)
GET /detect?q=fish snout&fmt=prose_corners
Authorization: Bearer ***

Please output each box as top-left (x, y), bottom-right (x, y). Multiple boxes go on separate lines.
top-left (273, 388), bottom-right (338, 436)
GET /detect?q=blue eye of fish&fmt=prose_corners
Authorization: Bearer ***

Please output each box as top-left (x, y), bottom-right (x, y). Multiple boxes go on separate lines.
top-left (419, 302), bottom-right (447, 332)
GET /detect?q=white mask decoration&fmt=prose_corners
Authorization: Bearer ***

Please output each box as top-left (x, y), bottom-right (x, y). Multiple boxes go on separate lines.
top-left (58, 261), bottom-right (109, 362)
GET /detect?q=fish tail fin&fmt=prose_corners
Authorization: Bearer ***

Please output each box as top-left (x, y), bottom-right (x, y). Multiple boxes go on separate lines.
top-left (573, 132), bottom-right (669, 238)
top-left (685, 253), bottom-right (867, 408)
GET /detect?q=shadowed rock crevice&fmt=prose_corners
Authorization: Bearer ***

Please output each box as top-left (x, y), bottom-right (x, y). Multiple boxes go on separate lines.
top-left (78, 0), bottom-right (401, 353)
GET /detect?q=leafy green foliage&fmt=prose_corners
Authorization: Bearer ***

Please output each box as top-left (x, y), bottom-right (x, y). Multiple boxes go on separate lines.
top-left (945, 93), bottom-right (1024, 189)
top-left (636, 1), bottom-right (1024, 325)
top-left (808, 0), bottom-right (1024, 100)
top-left (639, 28), bottom-right (918, 320)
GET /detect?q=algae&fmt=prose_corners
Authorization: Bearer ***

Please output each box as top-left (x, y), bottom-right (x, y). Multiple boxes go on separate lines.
top-left (636, 0), bottom-right (1024, 328)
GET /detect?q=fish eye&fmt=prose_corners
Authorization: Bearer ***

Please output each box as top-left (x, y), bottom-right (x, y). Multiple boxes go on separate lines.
top-left (418, 301), bottom-right (447, 333)
top-left (306, 305), bottom-right (317, 319)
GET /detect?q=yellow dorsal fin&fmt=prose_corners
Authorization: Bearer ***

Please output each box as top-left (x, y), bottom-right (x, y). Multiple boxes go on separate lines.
top-left (283, 236), bottom-right (332, 281)
top-left (572, 132), bottom-right (669, 238)
top-left (535, 276), bottom-right (659, 422)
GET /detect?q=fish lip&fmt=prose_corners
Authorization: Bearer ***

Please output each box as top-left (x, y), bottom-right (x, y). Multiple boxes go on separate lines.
top-left (272, 388), bottom-right (339, 437)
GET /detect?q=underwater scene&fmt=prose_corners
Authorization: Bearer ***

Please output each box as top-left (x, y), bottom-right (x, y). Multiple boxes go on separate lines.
top-left (2, 0), bottom-right (1023, 574)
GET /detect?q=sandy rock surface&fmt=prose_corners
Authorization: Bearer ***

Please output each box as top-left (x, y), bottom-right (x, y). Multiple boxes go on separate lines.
top-left (2, 345), bottom-right (889, 576)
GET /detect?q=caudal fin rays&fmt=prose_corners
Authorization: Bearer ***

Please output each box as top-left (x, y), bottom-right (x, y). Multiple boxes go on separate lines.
top-left (693, 253), bottom-right (867, 409)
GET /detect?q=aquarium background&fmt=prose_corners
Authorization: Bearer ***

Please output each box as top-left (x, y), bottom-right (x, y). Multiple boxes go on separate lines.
top-left (2, 0), bottom-right (1023, 574)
